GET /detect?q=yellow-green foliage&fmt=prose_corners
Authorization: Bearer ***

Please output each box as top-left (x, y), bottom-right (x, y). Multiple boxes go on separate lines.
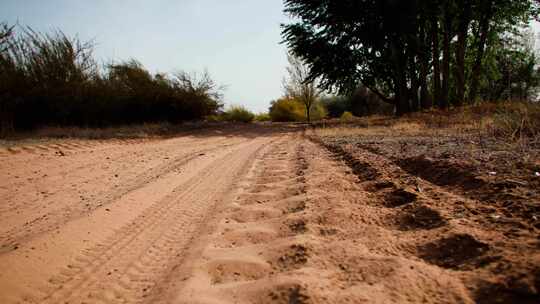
top-left (254, 112), bottom-right (271, 122)
top-left (269, 97), bottom-right (305, 122)
top-left (223, 105), bottom-right (255, 123)
top-left (205, 114), bottom-right (223, 122)
top-left (269, 97), bottom-right (326, 122)
top-left (310, 102), bottom-right (327, 121)
top-left (340, 111), bottom-right (355, 122)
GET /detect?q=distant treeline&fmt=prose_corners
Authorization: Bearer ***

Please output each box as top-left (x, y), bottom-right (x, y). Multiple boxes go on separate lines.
top-left (282, 0), bottom-right (540, 115)
top-left (0, 24), bottom-right (223, 135)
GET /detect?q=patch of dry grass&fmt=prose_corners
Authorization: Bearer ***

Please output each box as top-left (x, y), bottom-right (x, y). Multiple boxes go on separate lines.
top-left (310, 101), bottom-right (540, 159)
top-left (31, 124), bottom-right (167, 139)
top-left (313, 101), bottom-right (539, 140)
top-left (0, 122), bottom-right (222, 148)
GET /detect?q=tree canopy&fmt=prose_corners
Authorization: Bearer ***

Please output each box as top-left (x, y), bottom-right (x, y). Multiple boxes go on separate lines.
top-left (282, 0), bottom-right (540, 115)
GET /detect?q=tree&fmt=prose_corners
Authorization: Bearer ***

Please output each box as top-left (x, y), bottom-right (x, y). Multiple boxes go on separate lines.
top-left (468, 0), bottom-right (495, 102)
top-left (429, 1), bottom-right (442, 108)
top-left (454, 0), bottom-right (473, 105)
top-left (480, 28), bottom-right (540, 101)
top-left (282, 1), bottom-right (434, 115)
top-left (283, 54), bottom-right (320, 123)
top-left (281, 0), bottom-right (539, 114)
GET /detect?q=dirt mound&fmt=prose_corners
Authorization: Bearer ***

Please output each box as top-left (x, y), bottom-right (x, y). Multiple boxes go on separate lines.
top-left (284, 218), bottom-right (307, 235)
top-left (418, 234), bottom-right (490, 269)
top-left (384, 188), bottom-right (417, 207)
top-left (311, 128), bottom-right (539, 304)
top-left (267, 283), bottom-right (310, 304)
top-left (324, 143), bottom-right (381, 181)
top-left (399, 205), bottom-right (447, 230)
top-left (475, 272), bottom-right (540, 304)
top-left (365, 180), bottom-right (396, 192)
top-left (399, 156), bottom-right (485, 190)
top-left (275, 244), bottom-right (309, 271)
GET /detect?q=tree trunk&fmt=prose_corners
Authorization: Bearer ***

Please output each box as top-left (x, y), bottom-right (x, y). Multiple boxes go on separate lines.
top-left (394, 61), bottom-right (411, 116)
top-left (419, 21), bottom-right (431, 109)
top-left (430, 15), bottom-right (442, 107)
top-left (0, 100), bottom-right (15, 138)
top-left (454, 0), bottom-right (472, 106)
top-left (468, 0), bottom-right (493, 102)
top-left (305, 104), bottom-right (311, 123)
top-left (441, 8), bottom-right (452, 109)
top-left (395, 83), bottom-right (410, 116)
top-left (390, 41), bottom-right (410, 116)
top-left (410, 55), bottom-right (420, 112)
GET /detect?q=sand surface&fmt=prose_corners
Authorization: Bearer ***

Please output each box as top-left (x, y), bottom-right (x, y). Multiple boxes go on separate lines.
top-left (1, 126), bottom-right (536, 303)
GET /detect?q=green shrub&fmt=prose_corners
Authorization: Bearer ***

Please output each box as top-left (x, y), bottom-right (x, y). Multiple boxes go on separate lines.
top-left (254, 112), bottom-right (271, 122)
top-left (340, 111), bottom-right (355, 122)
top-left (205, 114), bottom-right (223, 122)
top-left (269, 97), bottom-right (305, 122)
top-left (269, 97), bottom-right (328, 122)
top-left (223, 105), bottom-right (254, 123)
top-left (309, 101), bottom-right (327, 121)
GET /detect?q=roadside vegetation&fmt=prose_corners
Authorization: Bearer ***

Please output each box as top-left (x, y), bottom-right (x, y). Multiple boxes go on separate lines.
top-left (222, 105), bottom-right (255, 123)
top-left (0, 24), bottom-right (224, 137)
top-left (281, 0), bottom-right (540, 115)
top-left (265, 0), bottom-right (540, 127)
top-left (313, 101), bottom-right (540, 141)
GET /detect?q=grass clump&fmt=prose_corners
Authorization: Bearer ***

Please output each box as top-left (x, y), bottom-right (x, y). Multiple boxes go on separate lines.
top-left (490, 101), bottom-right (540, 140)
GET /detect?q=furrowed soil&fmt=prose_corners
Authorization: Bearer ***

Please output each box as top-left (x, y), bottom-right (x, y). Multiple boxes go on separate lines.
top-left (0, 124), bottom-right (538, 303)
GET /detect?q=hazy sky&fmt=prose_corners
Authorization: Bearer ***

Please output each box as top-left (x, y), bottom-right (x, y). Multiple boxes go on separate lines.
top-left (0, 0), bottom-right (289, 112)
top-left (1, 1), bottom-right (539, 112)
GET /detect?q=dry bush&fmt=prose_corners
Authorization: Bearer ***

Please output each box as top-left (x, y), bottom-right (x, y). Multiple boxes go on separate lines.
top-left (489, 102), bottom-right (540, 139)
top-left (0, 25), bottom-right (224, 137)
top-left (31, 123), bottom-right (174, 139)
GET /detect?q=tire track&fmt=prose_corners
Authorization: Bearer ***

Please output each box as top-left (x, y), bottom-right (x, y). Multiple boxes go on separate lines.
top-left (36, 136), bottom-right (271, 304)
top-left (311, 138), bottom-right (539, 303)
top-left (0, 135), bottom-right (232, 215)
top-left (169, 134), bottom-right (313, 304)
top-left (0, 137), bottom-right (246, 252)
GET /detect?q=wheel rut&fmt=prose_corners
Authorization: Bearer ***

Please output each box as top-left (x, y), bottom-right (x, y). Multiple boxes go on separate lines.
top-left (167, 134), bottom-right (478, 303)
top-left (0, 136), bottom-right (243, 252)
top-left (0, 132), bottom-right (277, 304)
top-left (167, 134), bottom-right (312, 304)
top-left (37, 138), bottom-right (269, 304)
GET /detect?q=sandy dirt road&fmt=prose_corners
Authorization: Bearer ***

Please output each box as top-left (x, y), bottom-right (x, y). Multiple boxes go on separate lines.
top-left (0, 127), bottom-right (279, 303)
top-left (1, 126), bottom-right (532, 303)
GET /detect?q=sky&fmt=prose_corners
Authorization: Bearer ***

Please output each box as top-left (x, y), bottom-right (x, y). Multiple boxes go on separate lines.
top-left (0, 0), bottom-right (289, 113)
top-left (1, 1), bottom-right (539, 112)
